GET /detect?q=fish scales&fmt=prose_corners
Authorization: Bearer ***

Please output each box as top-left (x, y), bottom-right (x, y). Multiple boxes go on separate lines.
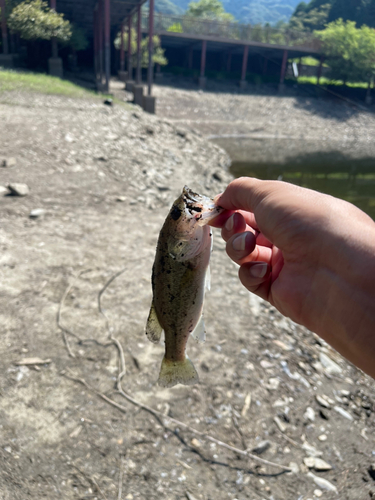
top-left (146, 186), bottom-right (222, 388)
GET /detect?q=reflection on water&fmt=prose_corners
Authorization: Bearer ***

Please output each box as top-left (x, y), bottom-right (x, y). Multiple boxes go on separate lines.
top-left (231, 163), bottom-right (375, 220)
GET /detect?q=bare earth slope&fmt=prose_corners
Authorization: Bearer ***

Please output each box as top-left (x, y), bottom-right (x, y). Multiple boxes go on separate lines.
top-left (0, 88), bottom-right (374, 500)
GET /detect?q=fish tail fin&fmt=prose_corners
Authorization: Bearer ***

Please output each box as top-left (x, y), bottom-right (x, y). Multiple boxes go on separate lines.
top-left (158, 355), bottom-right (199, 388)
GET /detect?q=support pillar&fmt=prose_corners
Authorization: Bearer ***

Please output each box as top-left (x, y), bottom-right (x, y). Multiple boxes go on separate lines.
top-left (0, 0), bottom-right (13, 67)
top-left (99, 0), bottom-right (104, 86)
top-left (0, 0), bottom-right (9, 54)
top-left (279, 49), bottom-right (288, 92)
top-left (317, 55), bottom-right (324, 85)
top-left (188, 46), bottom-right (193, 70)
top-left (239, 45), bottom-right (249, 88)
top-left (144, 0), bottom-right (156, 112)
top-left (94, 8), bottom-right (99, 80)
top-left (48, 0), bottom-right (63, 77)
top-left (120, 22), bottom-right (125, 71)
top-left (226, 50), bottom-right (232, 73)
top-left (199, 40), bottom-right (207, 88)
top-left (104, 0), bottom-right (111, 92)
top-left (127, 15), bottom-right (132, 81)
top-left (136, 4), bottom-right (141, 84)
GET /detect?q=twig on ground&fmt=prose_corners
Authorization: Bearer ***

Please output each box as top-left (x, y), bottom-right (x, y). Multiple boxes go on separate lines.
top-left (57, 270), bottom-right (92, 357)
top-left (118, 455), bottom-right (125, 500)
top-left (63, 371), bottom-right (291, 472)
top-left (72, 464), bottom-right (108, 500)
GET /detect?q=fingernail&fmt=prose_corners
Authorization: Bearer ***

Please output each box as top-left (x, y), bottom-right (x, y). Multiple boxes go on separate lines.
top-left (232, 232), bottom-right (247, 251)
top-left (250, 263), bottom-right (268, 279)
top-left (225, 214), bottom-right (234, 232)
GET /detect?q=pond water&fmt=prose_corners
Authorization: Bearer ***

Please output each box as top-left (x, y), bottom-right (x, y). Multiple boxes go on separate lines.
top-left (231, 162), bottom-right (375, 220)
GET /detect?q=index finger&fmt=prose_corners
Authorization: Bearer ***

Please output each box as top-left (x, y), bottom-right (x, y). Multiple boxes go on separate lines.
top-left (217, 177), bottom-right (275, 213)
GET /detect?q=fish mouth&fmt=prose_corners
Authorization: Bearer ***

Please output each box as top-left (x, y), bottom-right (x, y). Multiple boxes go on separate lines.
top-left (182, 186), bottom-right (223, 223)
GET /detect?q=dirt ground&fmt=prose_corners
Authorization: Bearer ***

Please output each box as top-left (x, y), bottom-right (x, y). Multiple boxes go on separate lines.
top-left (1, 82), bottom-right (375, 500)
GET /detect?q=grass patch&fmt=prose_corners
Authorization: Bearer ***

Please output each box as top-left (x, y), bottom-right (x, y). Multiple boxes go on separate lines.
top-left (297, 75), bottom-right (369, 89)
top-left (0, 69), bottom-right (109, 99)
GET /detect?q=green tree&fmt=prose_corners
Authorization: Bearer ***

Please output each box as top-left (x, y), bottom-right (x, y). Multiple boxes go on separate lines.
top-left (185, 0), bottom-right (234, 21)
top-left (8, 0), bottom-right (71, 43)
top-left (290, 2), bottom-right (331, 30)
top-left (114, 28), bottom-right (168, 67)
top-left (316, 19), bottom-right (375, 83)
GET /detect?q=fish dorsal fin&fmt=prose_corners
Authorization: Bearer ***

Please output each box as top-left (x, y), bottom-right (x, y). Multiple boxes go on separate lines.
top-left (191, 314), bottom-right (206, 343)
top-left (205, 265), bottom-right (211, 292)
top-left (146, 301), bottom-right (163, 344)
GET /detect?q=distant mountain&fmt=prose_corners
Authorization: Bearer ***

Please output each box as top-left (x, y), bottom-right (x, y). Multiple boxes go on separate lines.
top-left (155, 0), bottom-right (302, 24)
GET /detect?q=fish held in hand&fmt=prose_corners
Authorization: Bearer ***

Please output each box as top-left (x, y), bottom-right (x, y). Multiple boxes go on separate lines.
top-left (146, 186), bottom-right (223, 388)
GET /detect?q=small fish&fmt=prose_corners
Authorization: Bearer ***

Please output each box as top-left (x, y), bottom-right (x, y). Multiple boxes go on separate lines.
top-left (146, 186), bottom-right (222, 388)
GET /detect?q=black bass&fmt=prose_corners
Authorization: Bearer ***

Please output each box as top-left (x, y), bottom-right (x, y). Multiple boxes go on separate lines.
top-left (146, 186), bottom-right (222, 388)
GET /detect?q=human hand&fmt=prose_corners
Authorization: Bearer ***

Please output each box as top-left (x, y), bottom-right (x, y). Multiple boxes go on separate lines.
top-left (211, 177), bottom-right (375, 378)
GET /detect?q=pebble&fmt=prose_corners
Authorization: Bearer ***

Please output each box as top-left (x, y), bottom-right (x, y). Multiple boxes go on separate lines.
top-left (334, 405), bottom-right (354, 421)
top-left (274, 416), bottom-right (287, 433)
top-left (303, 457), bottom-right (332, 471)
top-left (7, 183), bottom-right (29, 196)
top-left (319, 352), bottom-right (342, 375)
top-left (260, 359), bottom-right (273, 369)
top-left (302, 441), bottom-right (323, 457)
top-left (0, 185), bottom-right (8, 195)
top-left (318, 434), bottom-right (327, 441)
top-left (2, 157), bottom-right (16, 168)
top-left (304, 407), bottom-right (316, 422)
top-left (252, 440), bottom-right (271, 455)
top-left (266, 377), bottom-right (280, 391)
top-left (307, 472), bottom-right (338, 492)
top-left (116, 196), bottom-right (126, 202)
top-left (314, 489), bottom-right (323, 497)
top-left (29, 208), bottom-right (45, 219)
top-left (316, 395), bottom-right (331, 408)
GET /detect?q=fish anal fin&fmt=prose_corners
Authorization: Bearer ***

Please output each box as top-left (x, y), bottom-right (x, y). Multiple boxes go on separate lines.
top-left (158, 356), bottom-right (199, 388)
top-left (191, 314), bottom-right (206, 343)
top-left (146, 301), bottom-right (163, 344)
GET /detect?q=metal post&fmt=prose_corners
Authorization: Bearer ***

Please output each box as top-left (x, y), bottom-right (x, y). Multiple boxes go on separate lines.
top-left (120, 21), bottom-right (125, 71)
top-left (241, 45), bottom-right (249, 82)
top-left (127, 15), bottom-right (132, 80)
top-left (104, 0), bottom-right (111, 92)
top-left (317, 55), bottom-right (324, 85)
top-left (200, 40), bottom-right (207, 77)
top-left (0, 0), bottom-right (9, 54)
top-left (280, 49), bottom-right (288, 84)
top-left (136, 4), bottom-right (141, 84)
top-left (99, 0), bottom-right (104, 84)
top-left (147, 0), bottom-right (154, 96)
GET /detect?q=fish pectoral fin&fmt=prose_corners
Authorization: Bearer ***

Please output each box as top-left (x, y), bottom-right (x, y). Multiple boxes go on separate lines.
top-left (205, 265), bottom-right (211, 292)
top-left (191, 314), bottom-right (206, 343)
top-left (158, 355), bottom-right (199, 388)
top-left (146, 301), bottom-right (163, 344)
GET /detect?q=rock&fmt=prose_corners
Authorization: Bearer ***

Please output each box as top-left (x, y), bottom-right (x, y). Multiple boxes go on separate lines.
top-left (104, 98), bottom-right (113, 106)
top-left (64, 133), bottom-right (75, 143)
top-left (303, 457), bottom-right (332, 471)
top-left (29, 208), bottom-right (45, 219)
top-left (2, 157), bottom-right (16, 168)
top-left (274, 416), bottom-right (287, 433)
top-left (334, 406), bottom-right (354, 421)
top-left (266, 378), bottom-right (280, 391)
top-left (318, 434), bottom-right (327, 442)
top-left (319, 352), bottom-right (343, 375)
top-left (307, 472), bottom-right (338, 492)
top-left (316, 395), bottom-right (331, 409)
top-left (302, 441), bottom-right (323, 458)
top-left (260, 360), bottom-right (273, 369)
top-left (116, 196), bottom-right (126, 202)
top-left (212, 171), bottom-right (222, 182)
top-left (288, 462), bottom-right (300, 474)
top-left (0, 185), bottom-right (9, 195)
top-left (304, 407), bottom-right (316, 422)
top-left (313, 489), bottom-right (323, 497)
top-left (7, 183), bottom-right (29, 196)
top-left (252, 440), bottom-right (271, 455)
top-left (368, 464), bottom-right (375, 481)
